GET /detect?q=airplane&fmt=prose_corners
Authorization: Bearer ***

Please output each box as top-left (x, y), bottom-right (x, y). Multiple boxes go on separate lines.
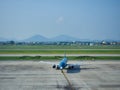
top-left (52, 54), bottom-right (79, 70)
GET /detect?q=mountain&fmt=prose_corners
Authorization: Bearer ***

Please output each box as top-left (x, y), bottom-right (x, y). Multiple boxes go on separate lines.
top-left (1, 35), bottom-right (119, 42)
top-left (23, 35), bottom-right (80, 42)
top-left (50, 35), bottom-right (80, 41)
top-left (0, 35), bottom-right (80, 42)
top-left (23, 35), bottom-right (48, 42)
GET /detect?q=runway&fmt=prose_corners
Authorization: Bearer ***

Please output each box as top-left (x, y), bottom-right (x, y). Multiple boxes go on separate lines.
top-left (0, 60), bottom-right (120, 90)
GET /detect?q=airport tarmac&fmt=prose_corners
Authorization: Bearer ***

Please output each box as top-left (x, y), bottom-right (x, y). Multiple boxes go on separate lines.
top-left (0, 60), bottom-right (120, 90)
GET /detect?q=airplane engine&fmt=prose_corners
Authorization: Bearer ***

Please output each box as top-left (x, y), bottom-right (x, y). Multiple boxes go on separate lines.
top-left (52, 64), bottom-right (56, 68)
top-left (68, 65), bottom-right (74, 69)
top-left (52, 64), bottom-right (60, 70)
top-left (56, 65), bottom-right (60, 69)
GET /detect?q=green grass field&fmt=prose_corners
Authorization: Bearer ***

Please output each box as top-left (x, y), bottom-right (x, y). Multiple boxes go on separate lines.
top-left (0, 45), bottom-right (120, 49)
top-left (0, 49), bottom-right (120, 54)
top-left (0, 45), bottom-right (120, 60)
top-left (0, 56), bottom-right (120, 60)
top-left (0, 45), bottom-right (120, 54)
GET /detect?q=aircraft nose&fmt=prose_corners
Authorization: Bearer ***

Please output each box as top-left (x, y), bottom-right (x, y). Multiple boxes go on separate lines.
top-left (60, 67), bottom-right (63, 70)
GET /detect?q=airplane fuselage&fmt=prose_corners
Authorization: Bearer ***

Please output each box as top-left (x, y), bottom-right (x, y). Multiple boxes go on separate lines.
top-left (52, 54), bottom-right (79, 70)
top-left (58, 57), bottom-right (67, 69)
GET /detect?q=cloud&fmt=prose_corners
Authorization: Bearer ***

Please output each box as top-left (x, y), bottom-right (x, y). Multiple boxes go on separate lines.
top-left (56, 16), bottom-right (64, 24)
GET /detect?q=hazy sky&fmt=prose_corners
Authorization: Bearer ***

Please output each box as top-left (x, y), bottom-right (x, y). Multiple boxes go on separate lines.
top-left (0, 0), bottom-right (120, 40)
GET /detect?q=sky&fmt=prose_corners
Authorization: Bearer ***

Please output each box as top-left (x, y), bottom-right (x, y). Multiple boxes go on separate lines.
top-left (0, 0), bottom-right (120, 40)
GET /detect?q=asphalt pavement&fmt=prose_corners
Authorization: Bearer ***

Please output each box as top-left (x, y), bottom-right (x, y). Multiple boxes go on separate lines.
top-left (0, 60), bottom-right (120, 90)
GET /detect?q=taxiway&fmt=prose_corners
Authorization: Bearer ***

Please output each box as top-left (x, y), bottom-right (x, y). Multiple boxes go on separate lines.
top-left (0, 60), bottom-right (120, 90)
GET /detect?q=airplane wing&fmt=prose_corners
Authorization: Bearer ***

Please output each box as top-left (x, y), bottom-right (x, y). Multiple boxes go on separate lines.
top-left (67, 64), bottom-right (80, 69)
top-left (66, 60), bottom-right (93, 69)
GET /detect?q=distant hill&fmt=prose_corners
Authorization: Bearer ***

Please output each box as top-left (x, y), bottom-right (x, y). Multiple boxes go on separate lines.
top-left (23, 35), bottom-right (80, 42)
top-left (50, 35), bottom-right (80, 41)
top-left (0, 35), bottom-right (80, 42)
top-left (23, 35), bottom-right (48, 42)
top-left (0, 35), bottom-right (119, 42)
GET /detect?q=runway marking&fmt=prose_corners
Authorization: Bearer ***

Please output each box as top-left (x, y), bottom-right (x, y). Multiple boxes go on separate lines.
top-left (61, 70), bottom-right (74, 90)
